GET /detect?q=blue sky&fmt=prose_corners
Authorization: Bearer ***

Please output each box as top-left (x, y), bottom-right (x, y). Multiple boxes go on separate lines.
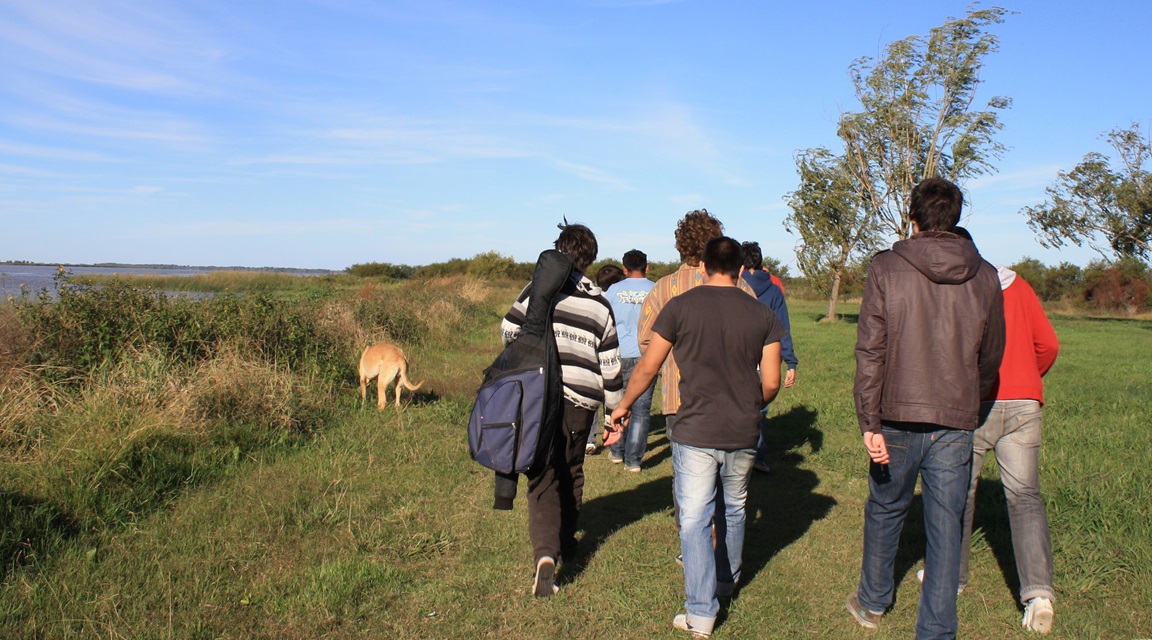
top-left (2, 0), bottom-right (1149, 271)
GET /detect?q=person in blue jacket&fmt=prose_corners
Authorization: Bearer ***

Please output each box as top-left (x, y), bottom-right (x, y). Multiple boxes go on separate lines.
top-left (740, 241), bottom-right (797, 473)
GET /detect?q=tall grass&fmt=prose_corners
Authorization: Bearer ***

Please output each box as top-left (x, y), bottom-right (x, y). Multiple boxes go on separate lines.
top-left (0, 279), bottom-right (1149, 638)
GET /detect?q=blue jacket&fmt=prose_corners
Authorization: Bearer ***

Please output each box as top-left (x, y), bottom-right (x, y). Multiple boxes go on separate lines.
top-left (741, 270), bottom-right (797, 369)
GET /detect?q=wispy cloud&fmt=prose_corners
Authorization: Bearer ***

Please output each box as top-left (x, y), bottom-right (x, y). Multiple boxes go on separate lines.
top-left (0, 139), bottom-right (122, 163)
top-left (0, 1), bottom-right (232, 96)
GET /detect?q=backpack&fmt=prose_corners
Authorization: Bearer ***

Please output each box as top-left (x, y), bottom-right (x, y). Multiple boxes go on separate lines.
top-left (468, 250), bottom-right (572, 476)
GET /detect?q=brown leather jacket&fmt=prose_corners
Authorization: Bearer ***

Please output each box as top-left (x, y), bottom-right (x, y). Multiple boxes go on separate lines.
top-left (854, 231), bottom-right (1006, 434)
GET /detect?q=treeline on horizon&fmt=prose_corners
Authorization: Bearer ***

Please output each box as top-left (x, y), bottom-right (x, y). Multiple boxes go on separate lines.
top-left (347, 250), bottom-right (1152, 316)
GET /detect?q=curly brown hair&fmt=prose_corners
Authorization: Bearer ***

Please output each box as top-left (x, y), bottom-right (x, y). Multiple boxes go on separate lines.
top-left (674, 209), bottom-right (723, 266)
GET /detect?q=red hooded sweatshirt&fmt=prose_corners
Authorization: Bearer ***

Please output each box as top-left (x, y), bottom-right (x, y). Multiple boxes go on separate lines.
top-left (987, 267), bottom-right (1059, 403)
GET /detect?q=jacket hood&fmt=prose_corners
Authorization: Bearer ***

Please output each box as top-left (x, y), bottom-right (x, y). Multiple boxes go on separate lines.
top-left (741, 270), bottom-right (775, 297)
top-left (574, 271), bottom-right (601, 296)
top-left (891, 231), bottom-right (983, 285)
top-left (996, 265), bottom-right (1017, 291)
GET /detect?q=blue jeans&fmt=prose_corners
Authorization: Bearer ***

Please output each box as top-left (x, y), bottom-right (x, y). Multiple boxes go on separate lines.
top-left (960, 400), bottom-right (1054, 603)
top-left (859, 424), bottom-right (973, 640)
top-left (673, 443), bottom-right (755, 627)
top-left (610, 357), bottom-right (655, 467)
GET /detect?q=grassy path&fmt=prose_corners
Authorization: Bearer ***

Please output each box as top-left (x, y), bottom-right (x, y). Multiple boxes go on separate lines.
top-left (2, 299), bottom-right (1150, 638)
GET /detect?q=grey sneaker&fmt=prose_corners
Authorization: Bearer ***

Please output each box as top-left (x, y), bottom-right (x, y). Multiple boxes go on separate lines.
top-left (608, 451), bottom-right (624, 463)
top-left (753, 459), bottom-right (771, 474)
top-left (673, 613), bottom-right (712, 638)
top-left (846, 592), bottom-right (883, 629)
top-left (625, 464), bottom-right (641, 472)
top-left (1021, 597), bottom-right (1054, 634)
top-left (532, 556), bottom-right (558, 597)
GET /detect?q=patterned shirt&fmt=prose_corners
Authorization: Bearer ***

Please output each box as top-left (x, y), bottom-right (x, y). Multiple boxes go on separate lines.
top-left (501, 272), bottom-right (624, 411)
top-left (638, 263), bottom-right (756, 414)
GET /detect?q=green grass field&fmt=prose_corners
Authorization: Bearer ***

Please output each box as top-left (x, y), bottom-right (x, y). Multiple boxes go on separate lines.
top-left (1, 281), bottom-right (1150, 638)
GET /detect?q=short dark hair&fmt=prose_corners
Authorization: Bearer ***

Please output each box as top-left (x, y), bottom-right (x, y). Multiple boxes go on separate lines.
top-left (621, 249), bottom-right (647, 273)
top-left (909, 177), bottom-right (963, 232)
top-left (674, 209), bottom-right (724, 266)
top-left (595, 264), bottom-right (625, 290)
top-left (740, 241), bottom-right (763, 270)
top-left (554, 220), bottom-right (598, 273)
top-left (702, 236), bottom-right (743, 278)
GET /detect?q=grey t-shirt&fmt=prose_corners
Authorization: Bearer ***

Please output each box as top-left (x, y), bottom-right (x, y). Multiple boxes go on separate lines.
top-left (652, 284), bottom-right (785, 449)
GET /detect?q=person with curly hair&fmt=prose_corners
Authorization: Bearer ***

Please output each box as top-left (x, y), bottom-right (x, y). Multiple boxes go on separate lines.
top-left (638, 210), bottom-right (756, 429)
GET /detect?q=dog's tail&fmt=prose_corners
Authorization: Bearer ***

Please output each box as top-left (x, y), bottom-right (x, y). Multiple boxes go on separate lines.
top-left (399, 360), bottom-right (424, 392)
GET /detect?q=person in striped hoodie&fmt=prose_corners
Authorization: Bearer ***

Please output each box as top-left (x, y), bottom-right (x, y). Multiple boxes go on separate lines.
top-left (500, 221), bottom-right (624, 597)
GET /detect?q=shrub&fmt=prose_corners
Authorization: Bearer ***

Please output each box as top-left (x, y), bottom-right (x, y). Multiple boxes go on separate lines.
top-left (1082, 258), bottom-right (1152, 314)
top-left (345, 262), bottom-right (417, 279)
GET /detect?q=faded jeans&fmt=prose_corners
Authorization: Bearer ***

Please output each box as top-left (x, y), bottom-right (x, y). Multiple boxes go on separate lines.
top-left (859, 424), bottom-right (972, 640)
top-left (673, 443), bottom-right (755, 627)
top-left (960, 400), bottom-right (1054, 603)
top-left (609, 357), bottom-right (655, 467)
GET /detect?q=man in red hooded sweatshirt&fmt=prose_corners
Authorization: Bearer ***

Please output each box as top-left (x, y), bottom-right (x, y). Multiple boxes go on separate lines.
top-left (959, 263), bottom-right (1059, 634)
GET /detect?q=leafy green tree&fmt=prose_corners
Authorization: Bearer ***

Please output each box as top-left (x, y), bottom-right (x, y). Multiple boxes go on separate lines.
top-left (1023, 122), bottom-right (1152, 262)
top-left (785, 148), bottom-right (882, 321)
top-left (838, 6), bottom-right (1012, 239)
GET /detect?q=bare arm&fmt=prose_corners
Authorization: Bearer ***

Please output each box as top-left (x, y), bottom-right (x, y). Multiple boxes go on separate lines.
top-left (759, 342), bottom-right (782, 405)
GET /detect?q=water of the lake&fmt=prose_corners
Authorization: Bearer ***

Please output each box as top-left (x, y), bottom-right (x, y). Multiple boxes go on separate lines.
top-left (0, 264), bottom-right (331, 300)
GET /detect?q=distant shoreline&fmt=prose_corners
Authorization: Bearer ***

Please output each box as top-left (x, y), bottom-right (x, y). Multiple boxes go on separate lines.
top-left (0, 261), bottom-right (338, 275)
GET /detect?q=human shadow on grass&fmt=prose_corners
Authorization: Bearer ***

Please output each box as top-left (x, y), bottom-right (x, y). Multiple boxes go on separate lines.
top-left (762, 405), bottom-right (823, 460)
top-left (720, 407), bottom-right (836, 627)
top-left (887, 478), bottom-right (1022, 611)
top-left (0, 490), bottom-right (80, 580)
top-left (969, 477), bottom-right (1025, 605)
top-left (560, 475), bottom-right (675, 584)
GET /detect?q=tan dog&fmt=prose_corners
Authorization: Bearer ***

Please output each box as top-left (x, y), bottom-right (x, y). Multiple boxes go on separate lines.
top-left (359, 343), bottom-right (424, 409)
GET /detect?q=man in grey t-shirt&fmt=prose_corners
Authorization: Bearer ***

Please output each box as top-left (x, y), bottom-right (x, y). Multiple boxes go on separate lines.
top-left (611, 236), bottom-right (783, 637)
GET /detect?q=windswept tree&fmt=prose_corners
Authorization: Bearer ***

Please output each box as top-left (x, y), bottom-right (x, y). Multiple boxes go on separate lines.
top-left (785, 148), bottom-right (881, 321)
top-left (1023, 122), bottom-right (1152, 262)
top-left (787, 6), bottom-right (1012, 316)
top-left (839, 5), bottom-right (1012, 240)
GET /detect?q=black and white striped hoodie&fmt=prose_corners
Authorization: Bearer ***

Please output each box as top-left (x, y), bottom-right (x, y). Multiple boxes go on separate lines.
top-left (501, 272), bottom-right (623, 411)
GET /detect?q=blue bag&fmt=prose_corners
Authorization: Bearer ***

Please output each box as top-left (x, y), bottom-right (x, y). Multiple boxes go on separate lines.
top-left (468, 250), bottom-right (572, 480)
top-left (468, 365), bottom-right (546, 474)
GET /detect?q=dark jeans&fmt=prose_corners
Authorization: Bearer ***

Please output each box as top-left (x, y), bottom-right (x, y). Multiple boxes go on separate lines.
top-left (526, 403), bottom-right (594, 563)
top-left (859, 424), bottom-right (973, 640)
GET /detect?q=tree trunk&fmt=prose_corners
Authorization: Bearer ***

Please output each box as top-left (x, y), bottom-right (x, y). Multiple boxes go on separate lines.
top-left (825, 270), bottom-right (842, 322)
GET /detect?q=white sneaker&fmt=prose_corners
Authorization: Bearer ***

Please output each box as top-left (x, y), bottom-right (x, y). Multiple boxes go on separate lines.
top-left (585, 442), bottom-right (596, 455)
top-left (916, 568), bottom-right (965, 595)
top-left (532, 556), bottom-right (558, 597)
top-left (673, 613), bottom-right (712, 638)
top-left (1022, 597), bottom-right (1054, 634)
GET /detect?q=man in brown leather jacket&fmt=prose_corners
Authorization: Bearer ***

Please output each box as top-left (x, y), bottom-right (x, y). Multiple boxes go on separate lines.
top-left (846, 177), bottom-right (1005, 640)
